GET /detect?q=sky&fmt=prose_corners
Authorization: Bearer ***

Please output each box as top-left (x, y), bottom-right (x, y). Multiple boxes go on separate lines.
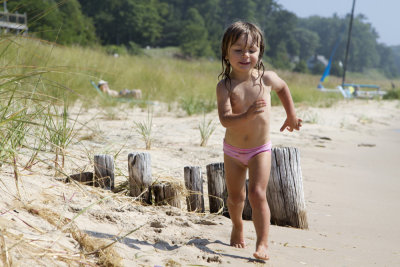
top-left (276, 0), bottom-right (399, 46)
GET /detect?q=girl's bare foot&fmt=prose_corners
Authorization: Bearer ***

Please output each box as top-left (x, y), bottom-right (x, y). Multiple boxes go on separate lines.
top-left (253, 244), bottom-right (269, 260)
top-left (230, 225), bottom-right (246, 248)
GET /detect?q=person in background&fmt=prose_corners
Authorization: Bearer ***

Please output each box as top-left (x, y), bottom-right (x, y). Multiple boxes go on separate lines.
top-left (98, 80), bottom-right (119, 97)
top-left (98, 80), bottom-right (142, 98)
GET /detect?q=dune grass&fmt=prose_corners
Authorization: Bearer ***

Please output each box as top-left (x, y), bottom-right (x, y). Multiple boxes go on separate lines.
top-left (2, 35), bottom-right (398, 111)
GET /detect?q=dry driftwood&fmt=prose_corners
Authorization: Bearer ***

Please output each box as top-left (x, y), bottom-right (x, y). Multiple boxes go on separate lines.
top-left (67, 172), bottom-right (94, 186)
top-left (184, 166), bottom-right (205, 212)
top-left (128, 152), bottom-right (152, 204)
top-left (206, 163), bottom-right (228, 216)
top-left (152, 182), bottom-right (181, 208)
top-left (206, 163), bottom-right (227, 214)
top-left (94, 154), bottom-right (114, 190)
top-left (267, 147), bottom-right (308, 229)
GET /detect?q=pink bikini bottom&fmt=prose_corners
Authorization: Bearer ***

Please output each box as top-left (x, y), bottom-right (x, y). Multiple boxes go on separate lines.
top-left (223, 140), bottom-right (272, 166)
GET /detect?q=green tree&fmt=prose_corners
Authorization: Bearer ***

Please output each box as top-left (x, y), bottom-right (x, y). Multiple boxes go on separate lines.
top-left (179, 8), bottom-right (213, 58)
top-left (298, 14), bottom-right (383, 73)
top-left (292, 28), bottom-right (319, 61)
top-left (390, 45), bottom-right (400, 77)
top-left (219, 0), bottom-right (256, 26)
top-left (346, 14), bottom-right (379, 72)
top-left (377, 44), bottom-right (398, 78)
top-left (78, 0), bottom-right (162, 46)
top-left (8, 0), bottom-right (96, 45)
top-left (293, 60), bottom-right (309, 73)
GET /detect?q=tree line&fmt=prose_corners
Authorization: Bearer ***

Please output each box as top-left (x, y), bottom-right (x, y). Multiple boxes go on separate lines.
top-left (7, 0), bottom-right (400, 77)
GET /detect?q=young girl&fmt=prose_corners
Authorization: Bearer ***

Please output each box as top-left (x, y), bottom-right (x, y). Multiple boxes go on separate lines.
top-left (216, 21), bottom-right (302, 260)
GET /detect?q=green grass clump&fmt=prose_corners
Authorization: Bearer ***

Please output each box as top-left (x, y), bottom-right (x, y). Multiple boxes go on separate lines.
top-left (383, 89), bottom-right (400, 99)
top-left (198, 114), bottom-right (217, 147)
top-left (134, 108), bottom-right (153, 150)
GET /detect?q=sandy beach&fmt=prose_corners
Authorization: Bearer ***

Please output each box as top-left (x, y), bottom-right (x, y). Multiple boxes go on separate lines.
top-left (1, 99), bottom-right (399, 266)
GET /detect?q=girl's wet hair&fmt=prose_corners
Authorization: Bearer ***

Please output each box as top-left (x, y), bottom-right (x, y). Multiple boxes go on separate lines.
top-left (219, 21), bottom-right (265, 92)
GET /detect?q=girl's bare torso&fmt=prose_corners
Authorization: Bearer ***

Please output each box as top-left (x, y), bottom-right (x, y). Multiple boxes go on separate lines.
top-left (224, 75), bottom-right (271, 148)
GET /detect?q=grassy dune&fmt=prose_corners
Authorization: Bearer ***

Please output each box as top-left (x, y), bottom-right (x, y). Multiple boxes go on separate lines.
top-left (3, 36), bottom-right (397, 109)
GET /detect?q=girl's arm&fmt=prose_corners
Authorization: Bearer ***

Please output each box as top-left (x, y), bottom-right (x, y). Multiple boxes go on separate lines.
top-left (264, 71), bottom-right (302, 132)
top-left (216, 81), bottom-right (266, 128)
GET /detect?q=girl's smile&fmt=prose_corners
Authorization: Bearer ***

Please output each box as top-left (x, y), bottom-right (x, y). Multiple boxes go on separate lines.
top-left (226, 34), bottom-right (260, 74)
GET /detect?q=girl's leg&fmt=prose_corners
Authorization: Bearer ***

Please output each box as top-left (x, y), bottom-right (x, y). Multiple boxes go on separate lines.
top-left (224, 154), bottom-right (247, 248)
top-left (247, 151), bottom-right (271, 260)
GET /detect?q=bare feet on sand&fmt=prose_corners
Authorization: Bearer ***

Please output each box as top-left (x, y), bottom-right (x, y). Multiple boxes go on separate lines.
top-left (253, 244), bottom-right (269, 260)
top-left (230, 226), bottom-right (246, 248)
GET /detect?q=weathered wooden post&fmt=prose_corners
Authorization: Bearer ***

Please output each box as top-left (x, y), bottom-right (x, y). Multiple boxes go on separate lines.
top-left (94, 155), bottom-right (114, 190)
top-left (184, 166), bottom-right (205, 212)
top-left (128, 152), bottom-right (152, 204)
top-left (268, 147), bottom-right (308, 229)
top-left (68, 172), bottom-right (94, 186)
top-left (152, 182), bottom-right (181, 208)
top-left (206, 163), bottom-right (228, 215)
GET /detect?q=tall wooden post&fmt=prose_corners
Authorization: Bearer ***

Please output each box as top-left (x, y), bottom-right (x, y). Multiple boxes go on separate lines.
top-left (268, 147), bottom-right (308, 229)
top-left (206, 163), bottom-right (228, 215)
top-left (184, 166), bottom-right (205, 212)
top-left (128, 152), bottom-right (152, 204)
top-left (94, 155), bottom-right (114, 190)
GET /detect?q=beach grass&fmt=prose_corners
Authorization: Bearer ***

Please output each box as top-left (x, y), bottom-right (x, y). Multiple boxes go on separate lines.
top-left (2, 35), bottom-right (398, 111)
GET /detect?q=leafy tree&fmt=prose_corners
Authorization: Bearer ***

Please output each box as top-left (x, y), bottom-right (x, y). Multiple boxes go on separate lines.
top-left (263, 9), bottom-right (297, 63)
top-left (293, 60), bottom-right (309, 73)
top-left (377, 44), bottom-right (398, 78)
top-left (390, 45), bottom-right (400, 77)
top-left (56, 0), bottom-right (97, 45)
top-left (219, 0), bottom-right (256, 26)
top-left (179, 8), bottom-right (213, 58)
top-left (298, 14), bottom-right (385, 74)
top-left (292, 28), bottom-right (319, 61)
top-left (7, 0), bottom-right (96, 45)
top-left (78, 0), bottom-right (162, 46)
top-left (346, 14), bottom-right (379, 72)
top-left (330, 61), bottom-right (343, 77)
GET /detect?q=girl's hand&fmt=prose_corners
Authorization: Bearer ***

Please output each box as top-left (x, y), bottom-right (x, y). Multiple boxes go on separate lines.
top-left (246, 99), bottom-right (266, 120)
top-left (280, 116), bottom-right (302, 132)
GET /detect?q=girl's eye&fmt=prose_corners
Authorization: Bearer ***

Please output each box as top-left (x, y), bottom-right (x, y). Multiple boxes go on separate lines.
top-left (234, 49), bottom-right (242, 53)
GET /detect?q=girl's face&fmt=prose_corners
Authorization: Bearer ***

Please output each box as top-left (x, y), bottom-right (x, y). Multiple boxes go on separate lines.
top-left (226, 34), bottom-right (260, 74)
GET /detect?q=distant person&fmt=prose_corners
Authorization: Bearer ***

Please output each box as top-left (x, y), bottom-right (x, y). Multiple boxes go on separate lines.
top-left (98, 80), bottom-right (142, 99)
top-left (353, 85), bottom-right (360, 97)
top-left (98, 80), bottom-right (119, 97)
top-left (216, 21), bottom-right (302, 261)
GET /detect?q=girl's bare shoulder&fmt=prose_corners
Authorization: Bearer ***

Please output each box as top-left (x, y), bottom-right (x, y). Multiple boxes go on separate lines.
top-left (216, 79), bottom-right (230, 96)
top-left (262, 71), bottom-right (285, 88)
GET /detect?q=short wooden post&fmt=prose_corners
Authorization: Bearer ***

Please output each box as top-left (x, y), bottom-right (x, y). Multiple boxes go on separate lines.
top-left (206, 163), bottom-right (228, 215)
top-left (68, 172), bottom-right (94, 186)
top-left (184, 166), bottom-right (205, 212)
top-left (242, 179), bottom-right (252, 220)
top-left (268, 147), bottom-right (308, 229)
top-left (152, 182), bottom-right (181, 208)
top-left (128, 152), bottom-right (152, 204)
top-left (94, 155), bottom-right (114, 190)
